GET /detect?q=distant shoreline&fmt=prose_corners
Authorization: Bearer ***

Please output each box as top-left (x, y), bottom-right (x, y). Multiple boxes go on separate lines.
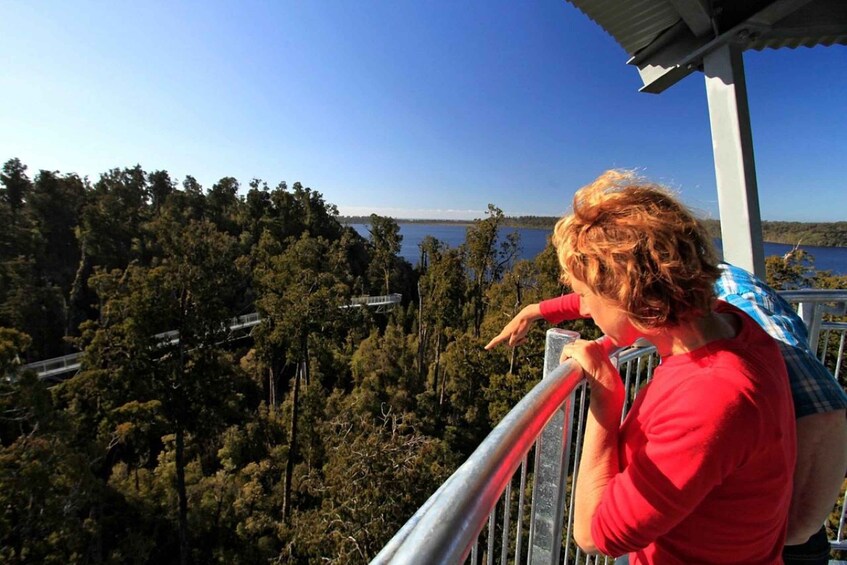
top-left (339, 217), bottom-right (847, 248)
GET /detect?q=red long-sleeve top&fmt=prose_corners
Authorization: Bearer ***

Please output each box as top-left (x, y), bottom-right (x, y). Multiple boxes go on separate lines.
top-left (541, 296), bottom-right (796, 563)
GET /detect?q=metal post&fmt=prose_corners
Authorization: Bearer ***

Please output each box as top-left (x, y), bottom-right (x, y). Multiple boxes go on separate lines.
top-left (704, 43), bottom-right (766, 279)
top-left (528, 328), bottom-right (580, 564)
top-left (797, 301), bottom-right (823, 352)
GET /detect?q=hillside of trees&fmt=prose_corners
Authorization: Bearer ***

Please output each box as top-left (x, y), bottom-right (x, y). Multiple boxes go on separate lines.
top-left (2, 157), bottom-right (845, 564)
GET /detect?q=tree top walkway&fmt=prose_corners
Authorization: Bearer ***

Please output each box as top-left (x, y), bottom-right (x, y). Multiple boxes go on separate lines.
top-left (20, 294), bottom-right (402, 381)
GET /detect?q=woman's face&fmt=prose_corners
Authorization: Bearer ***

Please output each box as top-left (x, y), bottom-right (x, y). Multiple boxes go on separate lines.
top-left (570, 278), bottom-right (642, 347)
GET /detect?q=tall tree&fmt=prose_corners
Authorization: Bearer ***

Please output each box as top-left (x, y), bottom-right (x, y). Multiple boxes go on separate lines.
top-left (418, 245), bottom-right (465, 400)
top-left (367, 214), bottom-right (403, 295)
top-left (28, 170), bottom-right (87, 294)
top-left (79, 165), bottom-right (150, 271)
top-left (253, 232), bottom-right (353, 523)
top-left (462, 204), bottom-right (519, 337)
top-left (68, 216), bottom-right (247, 565)
top-left (0, 158), bottom-right (31, 225)
top-left (207, 176), bottom-right (241, 235)
top-left (148, 170), bottom-right (175, 214)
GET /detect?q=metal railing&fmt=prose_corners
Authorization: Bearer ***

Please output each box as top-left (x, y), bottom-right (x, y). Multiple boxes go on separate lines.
top-left (780, 290), bottom-right (847, 382)
top-left (21, 295), bottom-right (402, 381)
top-left (20, 311), bottom-right (264, 380)
top-left (348, 293), bottom-right (403, 307)
top-left (373, 288), bottom-right (847, 564)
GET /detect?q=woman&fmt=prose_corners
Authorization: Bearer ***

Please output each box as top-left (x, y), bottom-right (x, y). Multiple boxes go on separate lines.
top-left (491, 171), bottom-right (796, 563)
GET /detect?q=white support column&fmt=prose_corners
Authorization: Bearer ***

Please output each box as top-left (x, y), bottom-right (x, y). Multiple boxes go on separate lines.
top-left (704, 43), bottom-right (766, 278)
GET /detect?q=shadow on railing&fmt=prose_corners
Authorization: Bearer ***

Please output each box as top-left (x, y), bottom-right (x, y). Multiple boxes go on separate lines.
top-left (373, 289), bottom-right (847, 564)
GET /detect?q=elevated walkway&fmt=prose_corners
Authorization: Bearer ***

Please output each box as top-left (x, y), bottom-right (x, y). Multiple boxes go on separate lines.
top-left (21, 294), bottom-right (402, 381)
top-left (343, 293), bottom-right (402, 313)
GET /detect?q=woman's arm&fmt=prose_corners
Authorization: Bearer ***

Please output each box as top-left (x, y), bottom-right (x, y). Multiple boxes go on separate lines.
top-left (484, 303), bottom-right (544, 349)
top-left (787, 410), bottom-right (847, 544)
top-left (484, 294), bottom-right (584, 350)
top-left (562, 340), bottom-right (625, 553)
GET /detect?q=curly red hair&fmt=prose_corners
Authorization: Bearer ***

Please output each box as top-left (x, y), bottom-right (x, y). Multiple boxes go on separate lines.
top-left (553, 170), bottom-right (720, 329)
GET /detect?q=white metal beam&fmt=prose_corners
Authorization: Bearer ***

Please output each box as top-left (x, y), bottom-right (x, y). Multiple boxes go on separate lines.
top-left (667, 0), bottom-right (713, 37)
top-left (703, 43), bottom-right (765, 278)
top-left (632, 0), bottom-right (816, 93)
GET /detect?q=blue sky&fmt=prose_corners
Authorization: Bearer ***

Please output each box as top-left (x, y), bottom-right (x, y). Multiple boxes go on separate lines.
top-left (1, 1), bottom-right (845, 221)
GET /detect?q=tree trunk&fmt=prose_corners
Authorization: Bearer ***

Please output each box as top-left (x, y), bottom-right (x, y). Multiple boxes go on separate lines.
top-left (175, 294), bottom-right (191, 565)
top-left (175, 421), bottom-right (190, 565)
top-left (418, 326), bottom-right (428, 385)
top-left (418, 281), bottom-right (426, 381)
top-left (282, 359), bottom-right (302, 523)
top-left (302, 339), bottom-right (310, 387)
top-left (68, 245), bottom-right (93, 334)
top-left (436, 333), bottom-right (446, 405)
top-left (509, 282), bottom-right (522, 375)
top-left (268, 366), bottom-right (276, 407)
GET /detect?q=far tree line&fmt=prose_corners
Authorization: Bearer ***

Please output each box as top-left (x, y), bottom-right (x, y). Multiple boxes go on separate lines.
top-left (338, 216), bottom-right (847, 249)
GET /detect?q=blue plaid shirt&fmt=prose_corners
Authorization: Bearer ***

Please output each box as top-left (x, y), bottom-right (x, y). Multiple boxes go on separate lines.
top-left (717, 263), bottom-right (847, 418)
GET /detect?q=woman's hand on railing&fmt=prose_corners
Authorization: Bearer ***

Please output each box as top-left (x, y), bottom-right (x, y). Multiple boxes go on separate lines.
top-left (561, 338), bottom-right (624, 420)
top-left (484, 303), bottom-right (544, 350)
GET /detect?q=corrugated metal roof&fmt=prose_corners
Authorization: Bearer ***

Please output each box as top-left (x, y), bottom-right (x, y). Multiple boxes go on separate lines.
top-left (567, 0), bottom-right (680, 55)
top-left (566, 0), bottom-right (847, 57)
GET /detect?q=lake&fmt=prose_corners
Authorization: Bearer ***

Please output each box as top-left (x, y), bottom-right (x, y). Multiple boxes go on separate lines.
top-left (351, 224), bottom-right (847, 275)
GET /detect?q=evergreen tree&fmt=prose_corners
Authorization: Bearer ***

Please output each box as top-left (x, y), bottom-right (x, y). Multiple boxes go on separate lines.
top-left (366, 214), bottom-right (403, 295)
top-left (462, 204), bottom-right (519, 337)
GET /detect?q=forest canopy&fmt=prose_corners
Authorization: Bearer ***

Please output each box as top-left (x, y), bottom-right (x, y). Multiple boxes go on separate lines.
top-left (1, 157), bottom-right (844, 564)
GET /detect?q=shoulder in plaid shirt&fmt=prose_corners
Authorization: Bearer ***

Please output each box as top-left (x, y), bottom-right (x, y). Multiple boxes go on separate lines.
top-left (716, 262), bottom-right (847, 418)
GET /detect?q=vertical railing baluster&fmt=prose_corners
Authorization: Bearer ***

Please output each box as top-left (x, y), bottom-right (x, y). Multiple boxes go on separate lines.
top-left (515, 455), bottom-right (528, 564)
top-left (834, 332), bottom-right (845, 381)
top-left (472, 538), bottom-right (479, 565)
top-left (798, 301), bottom-right (824, 352)
top-left (528, 329), bottom-right (580, 565)
top-left (621, 358), bottom-right (633, 423)
top-left (564, 382), bottom-right (588, 565)
top-left (634, 355), bottom-right (644, 395)
top-left (488, 504), bottom-right (496, 565)
top-left (502, 479), bottom-right (512, 565)
top-left (822, 329), bottom-right (832, 365)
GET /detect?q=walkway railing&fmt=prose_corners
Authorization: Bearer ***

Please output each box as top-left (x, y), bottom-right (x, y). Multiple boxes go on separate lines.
top-left (781, 290), bottom-right (847, 382)
top-left (21, 295), bottom-right (402, 381)
top-left (373, 289), bottom-right (847, 564)
top-left (347, 293), bottom-right (403, 307)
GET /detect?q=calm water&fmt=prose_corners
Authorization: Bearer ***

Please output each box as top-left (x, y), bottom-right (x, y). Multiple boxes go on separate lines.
top-left (351, 224), bottom-right (847, 275)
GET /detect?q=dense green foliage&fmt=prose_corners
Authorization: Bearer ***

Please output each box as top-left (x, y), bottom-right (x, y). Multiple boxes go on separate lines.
top-left (2, 158), bottom-right (845, 563)
top-left (0, 158), bottom-right (588, 564)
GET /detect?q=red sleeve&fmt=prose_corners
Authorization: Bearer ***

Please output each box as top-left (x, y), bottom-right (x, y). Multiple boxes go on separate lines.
top-left (538, 293), bottom-right (585, 324)
top-left (590, 373), bottom-right (759, 556)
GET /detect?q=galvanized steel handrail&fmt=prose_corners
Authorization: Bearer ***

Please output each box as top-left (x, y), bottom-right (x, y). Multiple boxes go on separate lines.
top-left (371, 338), bottom-right (587, 564)
top-left (778, 289), bottom-right (847, 303)
top-left (779, 290), bottom-right (847, 352)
